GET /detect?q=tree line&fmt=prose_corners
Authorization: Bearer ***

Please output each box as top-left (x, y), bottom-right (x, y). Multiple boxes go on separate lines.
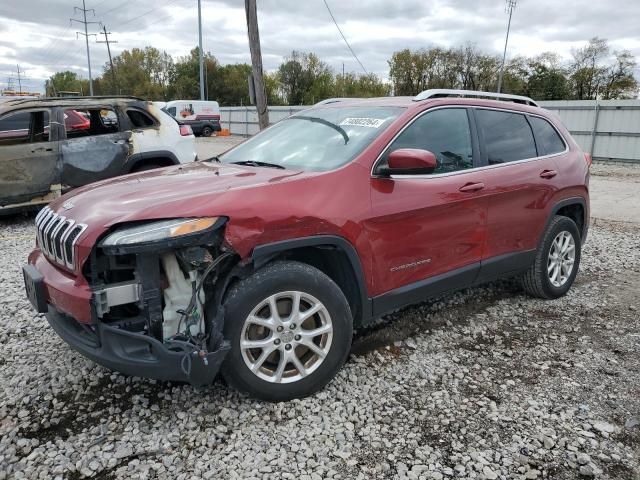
top-left (45, 37), bottom-right (637, 104)
top-left (45, 48), bottom-right (390, 105)
top-left (389, 37), bottom-right (637, 100)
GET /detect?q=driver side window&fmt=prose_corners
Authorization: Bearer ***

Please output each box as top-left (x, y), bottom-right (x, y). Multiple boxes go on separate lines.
top-left (380, 108), bottom-right (473, 174)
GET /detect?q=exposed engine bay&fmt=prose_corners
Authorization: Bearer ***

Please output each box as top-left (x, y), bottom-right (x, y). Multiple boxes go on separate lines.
top-left (83, 222), bottom-right (236, 385)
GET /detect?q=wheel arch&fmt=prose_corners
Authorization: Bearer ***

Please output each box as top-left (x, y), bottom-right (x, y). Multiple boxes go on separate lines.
top-left (250, 236), bottom-right (372, 327)
top-left (544, 197), bottom-right (588, 245)
top-left (125, 151), bottom-right (180, 173)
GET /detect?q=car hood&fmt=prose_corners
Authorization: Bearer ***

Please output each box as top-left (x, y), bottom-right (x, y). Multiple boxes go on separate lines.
top-left (50, 161), bottom-right (308, 228)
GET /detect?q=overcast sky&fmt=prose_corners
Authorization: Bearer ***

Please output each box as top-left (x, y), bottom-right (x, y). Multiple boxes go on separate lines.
top-left (1, 0), bottom-right (639, 93)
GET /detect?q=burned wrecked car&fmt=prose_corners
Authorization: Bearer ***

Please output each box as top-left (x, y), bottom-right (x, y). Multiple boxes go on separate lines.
top-left (0, 96), bottom-right (196, 214)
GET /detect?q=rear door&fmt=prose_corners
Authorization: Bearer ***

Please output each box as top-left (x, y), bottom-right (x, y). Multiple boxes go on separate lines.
top-left (60, 106), bottom-right (131, 188)
top-left (473, 108), bottom-right (561, 281)
top-left (0, 108), bottom-right (59, 206)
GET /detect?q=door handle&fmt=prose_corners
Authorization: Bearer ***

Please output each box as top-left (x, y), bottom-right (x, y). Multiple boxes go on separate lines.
top-left (459, 182), bottom-right (485, 192)
top-left (540, 169), bottom-right (557, 179)
top-left (31, 147), bottom-right (53, 153)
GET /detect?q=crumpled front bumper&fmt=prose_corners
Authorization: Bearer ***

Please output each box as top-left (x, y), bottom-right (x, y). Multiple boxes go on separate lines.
top-left (46, 307), bottom-right (230, 387)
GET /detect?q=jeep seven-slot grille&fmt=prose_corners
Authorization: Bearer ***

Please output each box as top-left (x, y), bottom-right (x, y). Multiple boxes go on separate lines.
top-left (35, 207), bottom-right (87, 269)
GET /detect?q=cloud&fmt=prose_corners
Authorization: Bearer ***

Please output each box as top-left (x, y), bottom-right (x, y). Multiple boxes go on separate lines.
top-left (0, 0), bottom-right (638, 93)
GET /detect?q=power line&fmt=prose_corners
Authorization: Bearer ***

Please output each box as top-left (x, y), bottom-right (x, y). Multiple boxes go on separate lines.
top-left (99, 0), bottom-right (137, 20)
top-left (322, 0), bottom-right (368, 75)
top-left (118, 0), bottom-right (180, 28)
top-left (71, 0), bottom-right (102, 95)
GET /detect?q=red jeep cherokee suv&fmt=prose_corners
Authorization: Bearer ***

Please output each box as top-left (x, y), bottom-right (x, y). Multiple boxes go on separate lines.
top-left (24, 90), bottom-right (590, 401)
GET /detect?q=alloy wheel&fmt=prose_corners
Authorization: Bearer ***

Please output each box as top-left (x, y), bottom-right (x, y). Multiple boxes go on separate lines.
top-left (240, 291), bottom-right (333, 383)
top-left (547, 230), bottom-right (576, 287)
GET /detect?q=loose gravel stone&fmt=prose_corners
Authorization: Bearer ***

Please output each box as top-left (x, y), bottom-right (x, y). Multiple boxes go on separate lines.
top-left (1, 200), bottom-right (640, 479)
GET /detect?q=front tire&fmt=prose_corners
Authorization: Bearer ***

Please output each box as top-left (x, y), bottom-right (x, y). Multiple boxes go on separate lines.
top-left (522, 215), bottom-right (581, 299)
top-left (201, 126), bottom-right (213, 137)
top-left (221, 261), bottom-right (353, 401)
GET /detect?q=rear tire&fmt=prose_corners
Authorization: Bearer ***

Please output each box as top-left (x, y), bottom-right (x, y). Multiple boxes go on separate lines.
top-left (521, 215), bottom-right (581, 299)
top-left (221, 261), bottom-right (353, 401)
top-left (201, 126), bottom-right (213, 137)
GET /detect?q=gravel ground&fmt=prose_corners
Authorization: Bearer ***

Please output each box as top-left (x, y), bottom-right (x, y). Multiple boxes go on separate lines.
top-left (1, 213), bottom-right (639, 479)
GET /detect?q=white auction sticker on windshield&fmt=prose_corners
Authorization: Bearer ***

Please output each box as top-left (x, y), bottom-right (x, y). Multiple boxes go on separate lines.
top-left (339, 117), bottom-right (386, 128)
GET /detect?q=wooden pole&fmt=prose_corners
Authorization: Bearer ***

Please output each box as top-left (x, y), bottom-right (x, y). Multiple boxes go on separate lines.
top-left (245, 0), bottom-right (269, 130)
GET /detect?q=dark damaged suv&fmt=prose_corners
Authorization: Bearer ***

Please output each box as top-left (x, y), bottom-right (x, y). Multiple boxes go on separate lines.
top-left (24, 90), bottom-right (590, 401)
top-left (0, 96), bottom-right (196, 214)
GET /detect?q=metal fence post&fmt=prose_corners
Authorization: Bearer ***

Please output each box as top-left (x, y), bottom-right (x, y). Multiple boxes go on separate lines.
top-left (245, 107), bottom-right (249, 137)
top-left (589, 101), bottom-right (601, 157)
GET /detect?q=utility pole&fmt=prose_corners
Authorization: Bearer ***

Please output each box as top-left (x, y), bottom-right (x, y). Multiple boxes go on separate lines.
top-left (245, 0), bottom-right (269, 130)
top-left (97, 25), bottom-right (118, 91)
top-left (16, 65), bottom-right (23, 93)
top-left (71, 0), bottom-right (100, 96)
top-left (497, 0), bottom-right (517, 94)
top-left (197, 0), bottom-right (205, 101)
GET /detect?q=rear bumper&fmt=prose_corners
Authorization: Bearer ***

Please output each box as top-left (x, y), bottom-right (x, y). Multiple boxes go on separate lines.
top-left (46, 307), bottom-right (230, 386)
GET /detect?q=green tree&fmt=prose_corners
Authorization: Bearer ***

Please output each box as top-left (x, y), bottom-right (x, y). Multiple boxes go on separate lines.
top-left (277, 51), bottom-right (334, 104)
top-left (526, 54), bottom-right (570, 100)
top-left (335, 72), bottom-right (389, 97)
top-left (388, 48), bottom-right (428, 95)
top-left (100, 47), bottom-right (174, 99)
top-left (216, 64), bottom-right (252, 105)
top-left (569, 37), bottom-right (609, 99)
top-left (601, 50), bottom-right (638, 99)
top-left (45, 71), bottom-right (90, 96)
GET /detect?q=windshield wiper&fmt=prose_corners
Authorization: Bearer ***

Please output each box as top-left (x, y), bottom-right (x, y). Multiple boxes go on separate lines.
top-left (231, 160), bottom-right (285, 169)
top-left (201, 155), bottom-right (221, 163)
top-left (289, 116), bottom-right (349, 144)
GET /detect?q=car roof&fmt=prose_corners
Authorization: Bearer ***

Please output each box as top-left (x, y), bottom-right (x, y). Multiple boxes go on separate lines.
top-left (0, 96), bottom-right (148, 114)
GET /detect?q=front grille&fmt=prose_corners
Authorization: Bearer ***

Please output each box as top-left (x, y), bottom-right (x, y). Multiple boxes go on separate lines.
top-left (35, 207), bottom-right (87, 269)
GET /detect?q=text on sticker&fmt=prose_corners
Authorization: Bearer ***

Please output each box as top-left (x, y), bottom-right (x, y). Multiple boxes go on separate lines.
top-left (339, 117), bottom-right (386, 128)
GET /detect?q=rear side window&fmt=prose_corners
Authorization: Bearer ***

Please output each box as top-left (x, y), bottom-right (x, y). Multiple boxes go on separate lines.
top-left (382, 108), bottom-right (473, 174)
top-left (476, 109), bottom-right (537, 164)
top-left (0, 110), bottom-right (49, 145)
top-left (529, 116), bottom-right (565, 156)
top-left (127, 109), bottom-right (156, 128)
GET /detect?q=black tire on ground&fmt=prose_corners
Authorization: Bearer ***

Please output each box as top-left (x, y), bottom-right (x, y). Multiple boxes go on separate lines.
top-left (201, 126), bottom-right (213, 137)
top-left (221, 261), bottom-right (353, 402)
top-left (131, 163), bottom-right (164, 173)
top-left (521, 215), bottom-right (582, 299)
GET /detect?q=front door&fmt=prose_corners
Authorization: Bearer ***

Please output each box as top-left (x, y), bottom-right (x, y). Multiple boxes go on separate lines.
top-left (0, 108), bottom-right (59, 206)
top-left (366, 107), bottom-right (488, 312)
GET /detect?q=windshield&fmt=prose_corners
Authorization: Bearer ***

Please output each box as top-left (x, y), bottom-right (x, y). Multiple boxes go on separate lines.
top-left (220, 106), bottom-right (404, 172)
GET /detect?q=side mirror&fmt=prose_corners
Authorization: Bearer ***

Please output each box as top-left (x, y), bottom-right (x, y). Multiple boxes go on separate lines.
top-left (380, 148), bottom-right (437, 176)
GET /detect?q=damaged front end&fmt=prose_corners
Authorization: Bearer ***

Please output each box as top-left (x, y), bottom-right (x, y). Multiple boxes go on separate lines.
top-left (53, 217), bottom-right (236, 386)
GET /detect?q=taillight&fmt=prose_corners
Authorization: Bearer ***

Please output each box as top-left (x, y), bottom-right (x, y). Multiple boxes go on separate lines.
top-left (584, 152), bottom-right (592, 168)
top-left (179, 125), bottom-right (193, 136)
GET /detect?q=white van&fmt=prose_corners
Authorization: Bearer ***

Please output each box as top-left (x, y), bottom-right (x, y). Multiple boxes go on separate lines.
top-left (164, 100), bottom-right (222, 137)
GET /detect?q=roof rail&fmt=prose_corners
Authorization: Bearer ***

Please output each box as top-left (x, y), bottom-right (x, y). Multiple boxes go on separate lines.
top-left (414, 89), bottom-right (538, 107)
top-left (3, 95), bottom-right (147, 104)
